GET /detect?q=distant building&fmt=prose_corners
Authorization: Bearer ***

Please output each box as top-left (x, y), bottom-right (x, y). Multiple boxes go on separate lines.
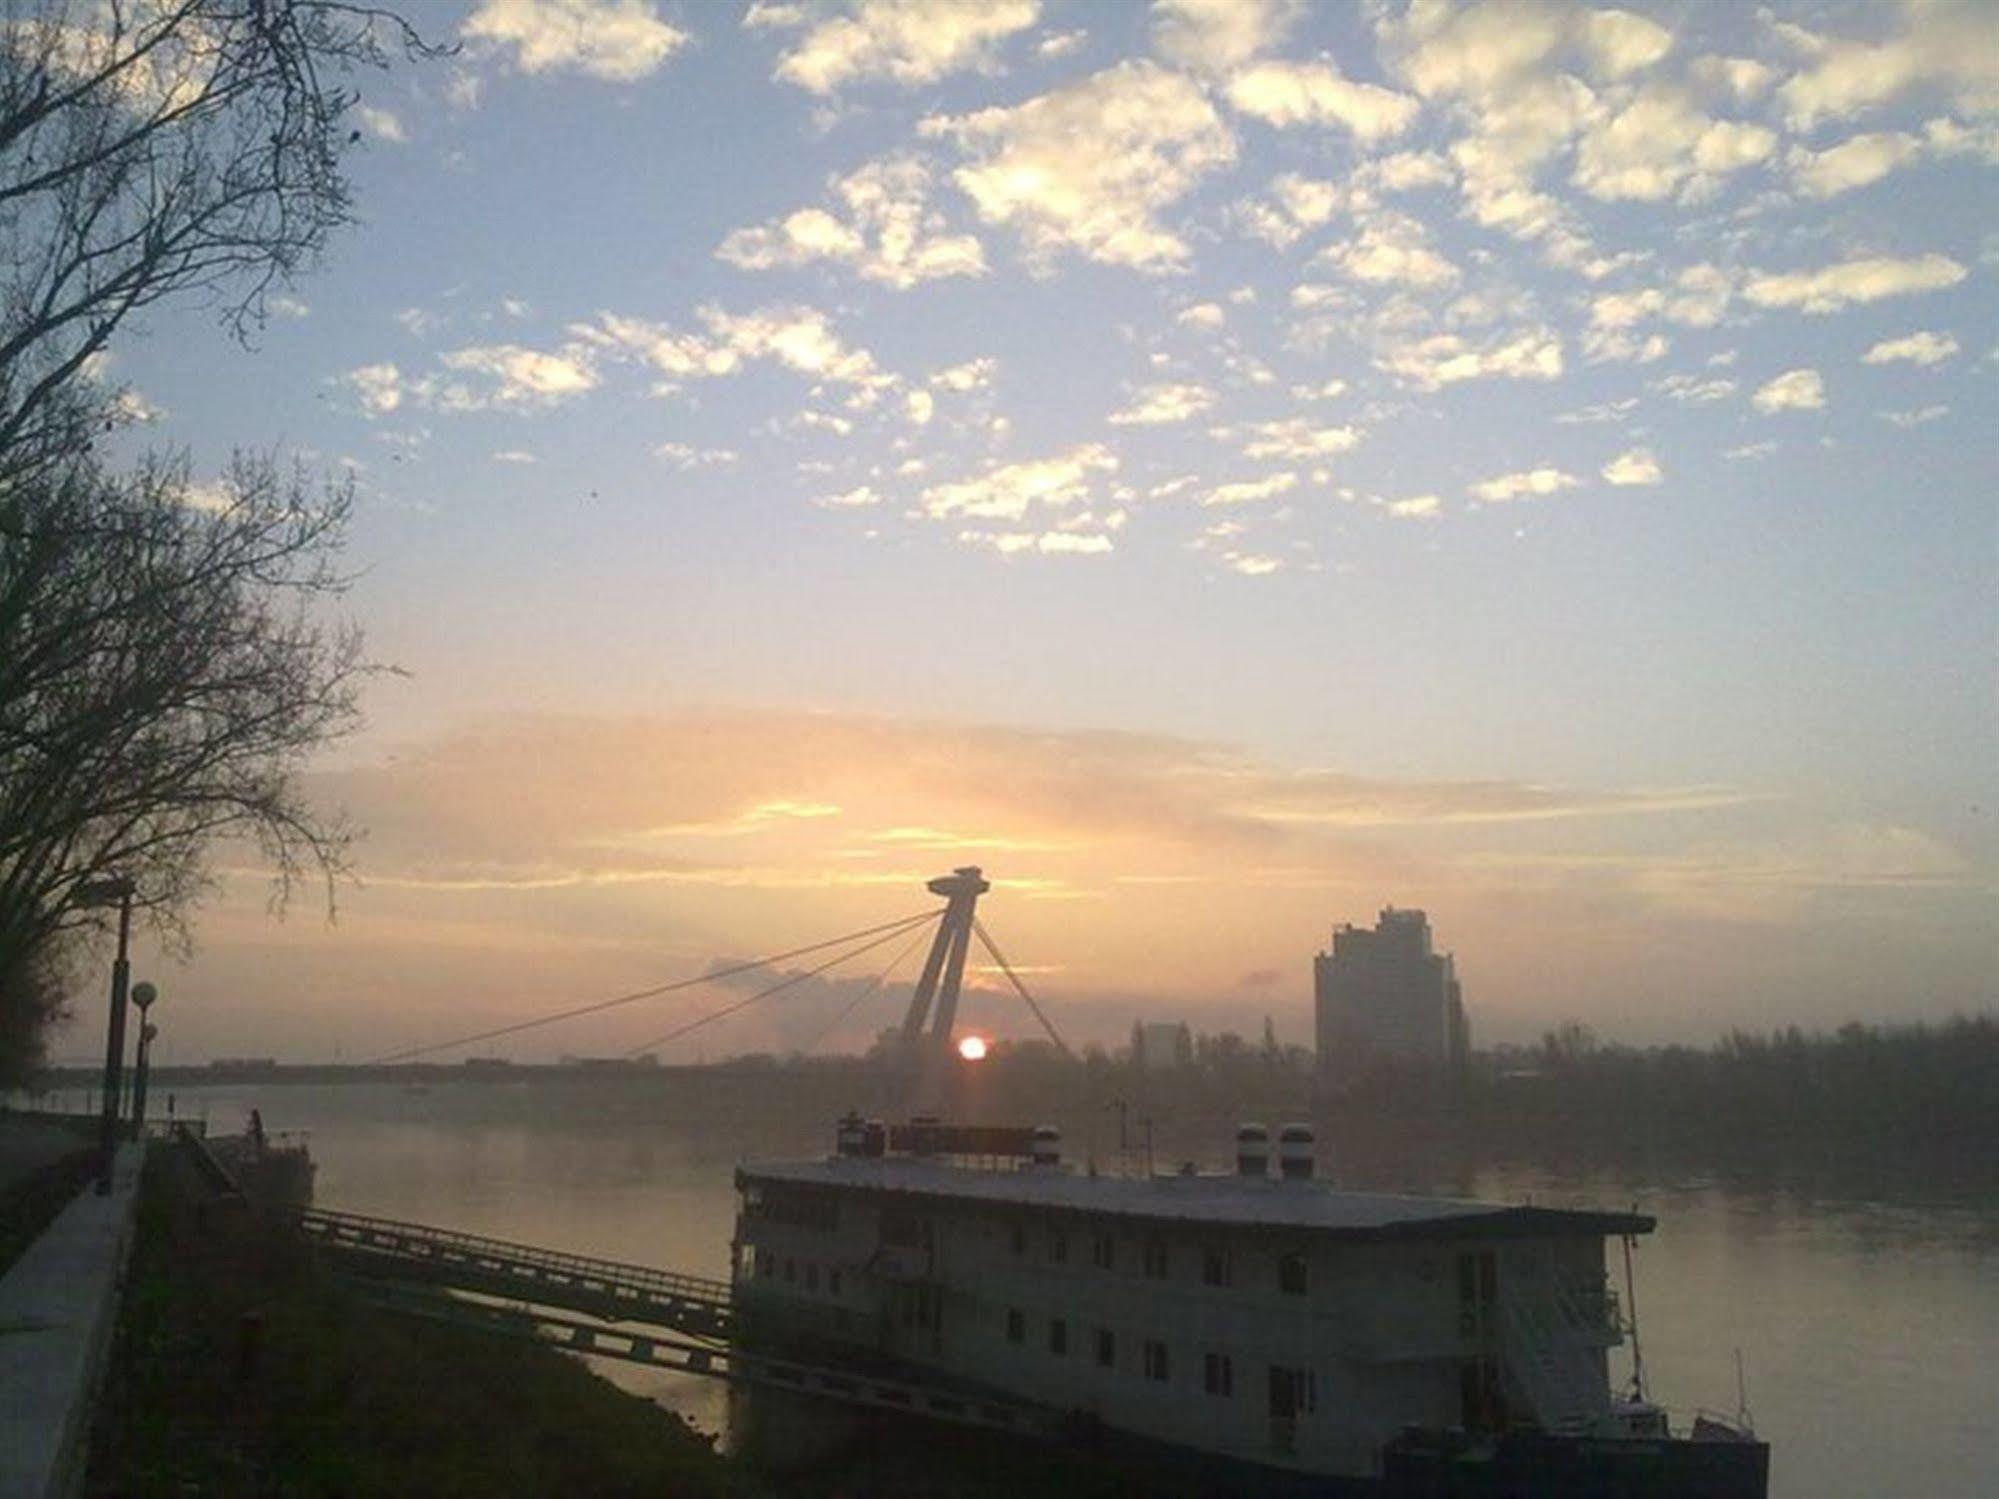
top-left (1313, 908), bottom-right (1469, 1076)
top-left (1132, 1020), bottom-right (1193, 1070)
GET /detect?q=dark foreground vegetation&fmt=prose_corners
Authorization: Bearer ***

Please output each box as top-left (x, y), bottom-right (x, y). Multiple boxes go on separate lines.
top-left (86, 1148), bottom-right (748, 1499)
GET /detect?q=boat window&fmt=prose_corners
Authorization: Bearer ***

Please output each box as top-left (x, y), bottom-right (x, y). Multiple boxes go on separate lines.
top-left (829, 1269), bottom-right (841, 1296)
top-left (881, 1207), bottom-right (926, 1247)
top-left (1269, 1365), bottom-right (1317, 1417)
top-left (1095, 1328), bottom-right (1115, 1368)
top-left (1010, 1222), bottom-right (1026, 1256)
top-left (1092, 1230), bottom-right (1115, 1269)
top-left (1204, 1352), bottom-right (1234, 1397)
top-left (1202, 1245), bottom-right (1231, 1286)
top-left (758, 1252), bottom-right (773, 1279)
top-left (1144, 1340), bottom-right (1170, 1381)
top-left (1278, 1251), bottom-right (1309, 1296)
top-left (805, 1263), bottom-right (819, 1291)
top-left (1048, 1227), bottom-right (1068, 1264)
top-left (1049, 1317), bottom-right (1068, 1355)
top-left (1143, 1238), bottom-right (1169, 1279)
top-left (1006, 1308), bottom-right (1024, 1344)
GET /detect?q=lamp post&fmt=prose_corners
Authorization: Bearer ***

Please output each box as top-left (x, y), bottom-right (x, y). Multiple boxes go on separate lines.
top-left (130, 982), bottom-right (160, 1136)
top-left (77, 875), bottom-right (136, 1194)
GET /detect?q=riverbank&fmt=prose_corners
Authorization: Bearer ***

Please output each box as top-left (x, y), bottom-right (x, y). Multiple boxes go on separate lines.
top-left (84, 1145), bottom-right (755, 1498)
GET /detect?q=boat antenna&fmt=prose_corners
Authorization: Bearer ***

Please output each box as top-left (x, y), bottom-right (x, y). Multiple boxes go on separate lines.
top-left (1735, 1348), bottom-right (1753, 1431)
top-left (1622, 1220), bottom-right (1647, 1402)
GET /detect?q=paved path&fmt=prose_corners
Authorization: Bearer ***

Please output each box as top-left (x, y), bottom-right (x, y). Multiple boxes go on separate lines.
top-left (0, 1141), bottom-right (143, 1499)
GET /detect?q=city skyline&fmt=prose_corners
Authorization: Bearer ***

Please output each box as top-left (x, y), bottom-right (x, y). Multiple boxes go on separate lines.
top-left (69, 0), bottom-right (1997, 1064)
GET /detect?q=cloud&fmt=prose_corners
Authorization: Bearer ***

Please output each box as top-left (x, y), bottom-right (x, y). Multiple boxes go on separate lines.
top-left (716, 156), bottom-right (986, 289)
top-left (761, 0), bottom-right (1040, 93)
top-left (814, 484), bottom-right (882, 508)
top-left (439, 343), bottom-right (598, 408)
top-left (1788, 131), bottom-right (1923, 198)
top-left (1862, 330), bottom-right (1959, 366)
top-left (354, 104), bottom-right (407, 142)
top-left (1224, 552), bottom-right (1284, 576)
top-left (1152, 0), bottom-right (1297, 73)
top-left (1601, 447), bottom-right (1663, 486)
top-left (344, 362), bottom-right (405, 415)
top-left (1752, 368), bottom-right (1826, 413)
top-left (957, 529), bottom-right (1115, 557)
top-left (1375, 327), bottom-right (1564, 390)
top-left (1880, 404), bottom-right (1948, 427)
top-left (1200, 472), bottom-right (1298, 506)
top-left (1570, 85), bottom-right (1776, 202)
top-left (1652, 373), bottom-right (1735, 404)
top-left (1319, 208), bottom-right (1458, 287)
top-left (655, 442), bottom-right (740, 468)
top-left (1773, 3), bottom-right (1999, 130)
top-left (1743, 254), bottom-right (1968, 314)
top-left (930, 357), bottom-right (996, 391)
top-left (1578, 8), bottom-right (1672, 80)
top-left (1177, 302), bottom-right (1226, 330)
top-left (464, 0), bottom-right (689, 81)
top-left (1227, 418), bottom-right (1361, 461)
top-left (1108, 382), bottom-right (1216, 426)
top-left (924, 60), bottom-right (1236, 271)
top-left (1468, 466), bottom-right (1580, 502)
top-left (1226, 59), bottom-right (1420, 140)
top-left (581, 304), bottom-right (895, 394)
top-left (920, 444), bottom-right (1118, 520)
top-left (1384, 494), bottom-right (1441, 519)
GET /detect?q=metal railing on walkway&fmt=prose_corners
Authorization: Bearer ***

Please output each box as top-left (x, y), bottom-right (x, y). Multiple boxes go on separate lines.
top-left (291, 1206), bottom-right (735, 1341)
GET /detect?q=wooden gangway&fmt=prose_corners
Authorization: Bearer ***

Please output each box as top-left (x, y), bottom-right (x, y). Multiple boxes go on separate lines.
top-left (291, 1205), bottom-right (1065, 1440)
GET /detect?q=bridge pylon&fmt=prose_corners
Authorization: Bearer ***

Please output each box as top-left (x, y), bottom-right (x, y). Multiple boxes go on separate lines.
top-left (895, 866), bottom-right (989, 1110)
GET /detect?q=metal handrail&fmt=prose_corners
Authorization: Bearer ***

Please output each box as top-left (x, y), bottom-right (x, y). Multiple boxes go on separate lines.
top-left (291, 1205), bottom-right (732, 1305)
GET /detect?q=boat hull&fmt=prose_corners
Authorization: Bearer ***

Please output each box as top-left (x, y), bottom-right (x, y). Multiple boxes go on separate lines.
top-left (1381, 1427), bottom-right (1770, 1499)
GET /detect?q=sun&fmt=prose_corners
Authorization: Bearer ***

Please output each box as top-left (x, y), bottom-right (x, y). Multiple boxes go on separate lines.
top-left (956, 1035), bottom-right (989, 1062)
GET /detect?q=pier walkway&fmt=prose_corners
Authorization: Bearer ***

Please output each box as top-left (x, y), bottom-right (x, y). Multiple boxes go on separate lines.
top-left (292, 1205), bottom-right (1063, 1440)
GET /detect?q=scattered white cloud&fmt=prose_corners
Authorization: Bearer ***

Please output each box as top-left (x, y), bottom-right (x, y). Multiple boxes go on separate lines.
top-left (1789, 131), bottom-right (1923, 197)
top-left (344, 362), bottom-right (406, 414)
top-left (1578, 8), bottom-right (1672, 81)
top-left (1652, 373), bottom-right (1736, 404)
top-left (491, 449), bottom-right (537, 464)
top-left (1320, 208), bottom-right (1458, 287)
top-left (925, 60), bottom-right (1236, 271)
top-left (1109, 382), bottom-right (1216, 426)
top-left (1226, 59), bottom-right (1420, 141)
top-left (1862, 330), bottom-right (1959, 366)
top-left (1177, 302), bottom-right (1226, 330)
top-left (1152, 0), bottom-right (1297, 73)
top-left (1723, 440), bottom-right (1778, 461)
top-left (582, 304), bottom-right (895, 394)
top-left (1879, 404), bottom-right (1948, 427)
top-left (1744, 254), bottom-right (1967, 314)
top-left (1224, 552), bottom-right (1283, 575)
top-left (655, 442), bottom-right (740, 468)
top-left (1291, 378), bottom-right (1348, 401)
top-left (717, 155), bottom-right (986, 289)
top-left (1229, 418), bottom-right (1361, 460)
top-left (1601, 447), bottom-right (1663, 486)
top-left (1571, 85), bottom-right (1776, 202)
top-left (1773, 5), bottom-right (1999, 130)
top-left (440, 342), bottom-right (600, 408)
top-left (1469, 466), bottom-right (1580, 502)
top-left (1200, 472), bottom-right (1298, 506)
top-left (816, 484), bottom-right (883, 508)
top-left (904, 388), bottom-right (935, 424)
top-left (1038, 29), bottom-right (1086, 59)
top-left (1376, 327), bottom-right (1564, 390)
top-left (464, 0), bottom-right (689, 82)
top-left (354, 104), bottom-right (407, 142)
top-left (930, 357), bottom-right (995, 391)
top-left (1752, 368), bottom-right (1826, 413)
top-left (921, 444), bottom-right (1118, 521)
top-left (957, 528), bottom-right (1115, 556)
top-left (761, 0), bottom-right (1039, 93)
top-left (1384, 494), bottom-right (1441, 519)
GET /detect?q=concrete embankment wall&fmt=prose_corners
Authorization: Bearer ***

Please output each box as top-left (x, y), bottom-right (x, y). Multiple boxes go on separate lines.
top-left (0, 1143), bottom-right (144, 1499)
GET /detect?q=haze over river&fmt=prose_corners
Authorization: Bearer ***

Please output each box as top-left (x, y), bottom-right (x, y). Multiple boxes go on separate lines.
top-left (110, 1079), bottom-right (1997, 1499)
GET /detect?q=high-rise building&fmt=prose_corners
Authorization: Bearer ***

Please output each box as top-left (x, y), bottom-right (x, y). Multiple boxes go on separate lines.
top-left (1313, 908), bottom-right (1469, 1075)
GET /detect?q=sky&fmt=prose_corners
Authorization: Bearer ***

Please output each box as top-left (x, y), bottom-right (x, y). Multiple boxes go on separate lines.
top-left (74, 0), bottom-right (1998, 1066)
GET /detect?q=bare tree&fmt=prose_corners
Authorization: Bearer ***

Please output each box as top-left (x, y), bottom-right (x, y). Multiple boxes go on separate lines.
top-left (0, 452), bottom-right (368, 1027)
top-left (0, 1), bottom-right (435, 479)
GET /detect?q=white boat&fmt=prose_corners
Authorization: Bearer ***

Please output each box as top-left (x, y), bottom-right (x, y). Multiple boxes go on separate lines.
top-left (731, 1116), bottom-right (1769, 1495)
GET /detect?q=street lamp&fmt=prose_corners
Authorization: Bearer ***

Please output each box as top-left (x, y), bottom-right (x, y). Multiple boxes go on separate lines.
top-left (76, 875), bottom-right (136, 1194)
top-left (130, 982), bottom-right (160, 1136)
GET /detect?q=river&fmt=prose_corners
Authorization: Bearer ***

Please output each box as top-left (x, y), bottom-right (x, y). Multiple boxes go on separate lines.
top-left (105, 1078), bottom-right (1999, 1498)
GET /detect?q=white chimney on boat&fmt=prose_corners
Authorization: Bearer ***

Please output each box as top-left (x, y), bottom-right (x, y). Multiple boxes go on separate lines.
top-left (1236, 1122), bottom-right (1270, 1178)
top-left (1031, 1125), bottom-right (1061, 1168)
top-left (1278, 1122), bottom-right (1316, 1180)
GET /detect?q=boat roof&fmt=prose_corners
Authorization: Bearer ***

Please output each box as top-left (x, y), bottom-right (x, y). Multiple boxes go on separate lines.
top-left (739, 1158), bottom-right (1655, 1242)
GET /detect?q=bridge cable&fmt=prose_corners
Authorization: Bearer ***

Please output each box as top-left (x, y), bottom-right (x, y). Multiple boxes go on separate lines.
top-left (972, 918), bottom-right (1075, 1059)
top-left (621, 911), bottom-right (945, 1058)
top-left (796, 915), bottom-right (942, 1057)
top-left (370, 908), bottom-right (943, 1065)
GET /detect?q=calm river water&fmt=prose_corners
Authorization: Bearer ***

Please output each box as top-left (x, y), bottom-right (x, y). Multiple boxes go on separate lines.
top-left (115, 1078), bottom-right (1998, 1498)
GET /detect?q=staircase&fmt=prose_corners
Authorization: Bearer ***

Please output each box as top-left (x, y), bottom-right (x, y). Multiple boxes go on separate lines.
top-left (1497, 1270), bottom-right (1611, 1436)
